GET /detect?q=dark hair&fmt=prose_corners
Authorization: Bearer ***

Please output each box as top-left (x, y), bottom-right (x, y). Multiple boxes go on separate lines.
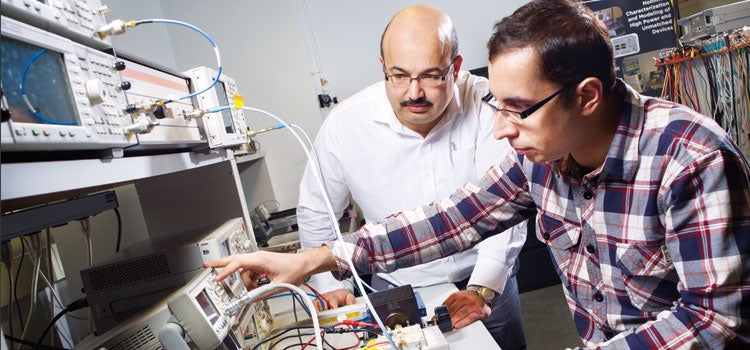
top-left (487, 0), bottom-right (616, 103)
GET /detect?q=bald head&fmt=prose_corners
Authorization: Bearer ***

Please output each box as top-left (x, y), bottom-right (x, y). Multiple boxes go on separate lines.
top-left (380, 4), bottom-right (458, 61)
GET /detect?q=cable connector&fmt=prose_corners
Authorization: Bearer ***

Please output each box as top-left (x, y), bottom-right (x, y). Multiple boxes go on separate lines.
top-left (246, 125), bottom-right (285, 138)
top-left (223, 281), bottom-right (291, 315)
top-left (124, 99), bottom-right (166, 115)
top-left (185, 109), bottom-right (208, 120)
top-left (123, 116), bottom-right (158, 135)
top-left (67, 297), bottom-right (89, 311)
top-left (95, 19), bottom-right (136, 39)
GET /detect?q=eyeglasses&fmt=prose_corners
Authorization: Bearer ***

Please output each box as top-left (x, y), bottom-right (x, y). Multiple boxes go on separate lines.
top-left (482, 81), bottom-right (576, 124)
top-left (384, 58), bottom-right (457, 87)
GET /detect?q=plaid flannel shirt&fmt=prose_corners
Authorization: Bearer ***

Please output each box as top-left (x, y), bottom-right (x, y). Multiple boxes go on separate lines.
top-left (330, 81), bottom-right (750, 349)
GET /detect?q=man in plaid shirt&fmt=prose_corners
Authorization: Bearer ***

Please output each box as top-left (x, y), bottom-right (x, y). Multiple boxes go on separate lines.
top-left (208, 0), bottom-right (749, 348)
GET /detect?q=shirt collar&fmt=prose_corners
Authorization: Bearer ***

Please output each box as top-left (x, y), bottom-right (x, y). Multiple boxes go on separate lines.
top-left (552, 79), bottom-right (643, 182)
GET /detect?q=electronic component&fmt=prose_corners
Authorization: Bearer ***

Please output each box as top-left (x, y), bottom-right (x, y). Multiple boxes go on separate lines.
top-left (1, 191), bottom-right (117, 241)
top-left (194, 217), bottom-right (254, 296)
top-left (74, 268), bottom-right (245, 350)
top-left (431, 305), bottom-right (453, 334)
top-left (611, 33), bottom-right (640, 58)
top-left (80, 217), bottom-right (251, 334)
top-left (257, 208), bottom-right (358, 252)
top-left (315, 298), bottom-right (370, 326)
top-left (0, 15), bottom-right (136, 152)
top-left (679, 0), bottom-right (750, 43)
top-left (368, 324), bottom-right (449, 350)
top-left (368, 284), bottom-right (423, 329)
top-left (184, 66), bottom-right (249, 149)
top-left (114, 52), bottom-right (203, 150)
top-left (168, 268), bottom-right (238, 349)
top-left (0, 0), bottom-right (111, 49)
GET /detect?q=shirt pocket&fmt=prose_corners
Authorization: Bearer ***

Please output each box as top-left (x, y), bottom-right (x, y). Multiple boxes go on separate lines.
top-left (536, 214), bottom-right (581, 287)
top-left (449, 145), bottom-right (477, 177)
top-left (615, 243), bottom-right (680, 312)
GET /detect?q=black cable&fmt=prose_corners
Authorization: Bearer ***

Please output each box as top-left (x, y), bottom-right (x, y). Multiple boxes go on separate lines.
top-left (290, 294), bottom-right (303, 348)
top-left (322, 335), bottom-right (337, 350)
top-left (268, 333), bottom-right (317, 350)
top-left (14, 238), bottom-right (26, 332)
top-left (4, 334), bottom-right (67, 350)
top-left (281, 342), bottom-right (308, 350)
top-left (278, 335), bottom-right (339, 350)
top-left (290, 290), bottom-right (312, 317)
top-left (37, 297), bottom-right (88, 345)
top-left (251, 326), bottom-right (316, 350)
top-left (113, 207), bottom-right (122, 252)
top-left (276, 327), bottom-right (362, 350)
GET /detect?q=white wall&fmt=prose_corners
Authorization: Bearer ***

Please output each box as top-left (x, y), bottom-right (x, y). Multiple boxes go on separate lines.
top-left (105, 0), bottom-right (178, 69)
top-left (303, 1), bottom-right (530, 105)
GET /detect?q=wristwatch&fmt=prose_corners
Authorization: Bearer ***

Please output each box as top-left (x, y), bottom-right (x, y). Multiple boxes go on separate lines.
top-left (466, 285), bottom-right (499, 307)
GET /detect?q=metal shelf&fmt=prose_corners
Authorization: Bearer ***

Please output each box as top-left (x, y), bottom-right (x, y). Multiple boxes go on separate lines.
top-left (1, 149), bottom-right (234, 210)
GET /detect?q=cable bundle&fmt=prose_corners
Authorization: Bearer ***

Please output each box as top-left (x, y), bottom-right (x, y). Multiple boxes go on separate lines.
top-left (655, 27), bottom-right (750, 159)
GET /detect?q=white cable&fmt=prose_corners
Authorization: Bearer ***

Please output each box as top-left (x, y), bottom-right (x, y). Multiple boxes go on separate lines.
top-left (289, 123), bottom-right (314, 151)
top-left (299, 0), bottom-right (328, 92)
top-left (226, 282), bottom-right (322, 349)
top-left (45, 229), bottom-right (55, 333)
top-left (79, 218), bottom-right (93, 267)
top-left (79, 218), bottom-right (94, 333)
top-left (18, 235), bottom-right (41, 350)
top-left (38, 271), bottom-right (64, 309)
top-left (241, 106), bottom-right (398, 348)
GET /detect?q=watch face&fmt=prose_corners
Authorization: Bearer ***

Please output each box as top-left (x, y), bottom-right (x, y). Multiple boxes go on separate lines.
top-left (481, 288), bottom-right (496, 300)
top-left (480, 288), bottom-right (493, 299)
top-left (469, 286), bottom-right (497, 302)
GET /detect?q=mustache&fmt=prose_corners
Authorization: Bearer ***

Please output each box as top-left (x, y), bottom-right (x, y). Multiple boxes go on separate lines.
top-left (400, 97), bottom-right (432, 107)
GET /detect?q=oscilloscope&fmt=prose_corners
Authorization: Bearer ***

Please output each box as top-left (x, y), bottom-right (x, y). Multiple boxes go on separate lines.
top-left (1, 15), bottom-right (136, 152)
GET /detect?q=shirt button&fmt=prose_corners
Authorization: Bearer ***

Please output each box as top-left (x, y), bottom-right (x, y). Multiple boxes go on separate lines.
top-left (583, 191), bottom-right (593, 200)
top-left (542, 232), bottom-right (550, 240)
top-left (594, 293), bottom-right (604, 302)
top-left (586, 244), bottom-right (596, 253)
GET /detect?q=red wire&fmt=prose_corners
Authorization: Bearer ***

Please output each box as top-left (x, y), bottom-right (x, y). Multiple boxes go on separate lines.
top-left (331, 323), bottom-right (363, 350)
top-left (303, 282), bottom-right (332, 310)
top-left (339, 319), bottom-right (379, 328)
top-left (300, 329), bottom-right (325, 350)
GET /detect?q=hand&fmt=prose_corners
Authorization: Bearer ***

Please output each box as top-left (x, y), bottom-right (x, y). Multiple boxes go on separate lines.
top-left (203, 246), bottom-right (336, 289)
top-left (442, 290), bottom-right (492, 329)
top-left (314, 289), bottom-right (356, 311)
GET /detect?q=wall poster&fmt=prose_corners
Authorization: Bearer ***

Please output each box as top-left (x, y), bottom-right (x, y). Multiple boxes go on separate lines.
top-left (583, 0), bottom-right (679, 97)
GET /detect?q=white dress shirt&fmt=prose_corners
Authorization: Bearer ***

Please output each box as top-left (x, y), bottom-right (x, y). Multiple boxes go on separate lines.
top-left (297, 71), bottom-right (526, 294)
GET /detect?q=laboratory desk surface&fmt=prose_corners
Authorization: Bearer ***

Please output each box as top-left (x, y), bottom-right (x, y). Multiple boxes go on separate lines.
top-left (258, 282), bottom-right (500, 349)
top-left (415, 283), bottom-right (501, 350)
